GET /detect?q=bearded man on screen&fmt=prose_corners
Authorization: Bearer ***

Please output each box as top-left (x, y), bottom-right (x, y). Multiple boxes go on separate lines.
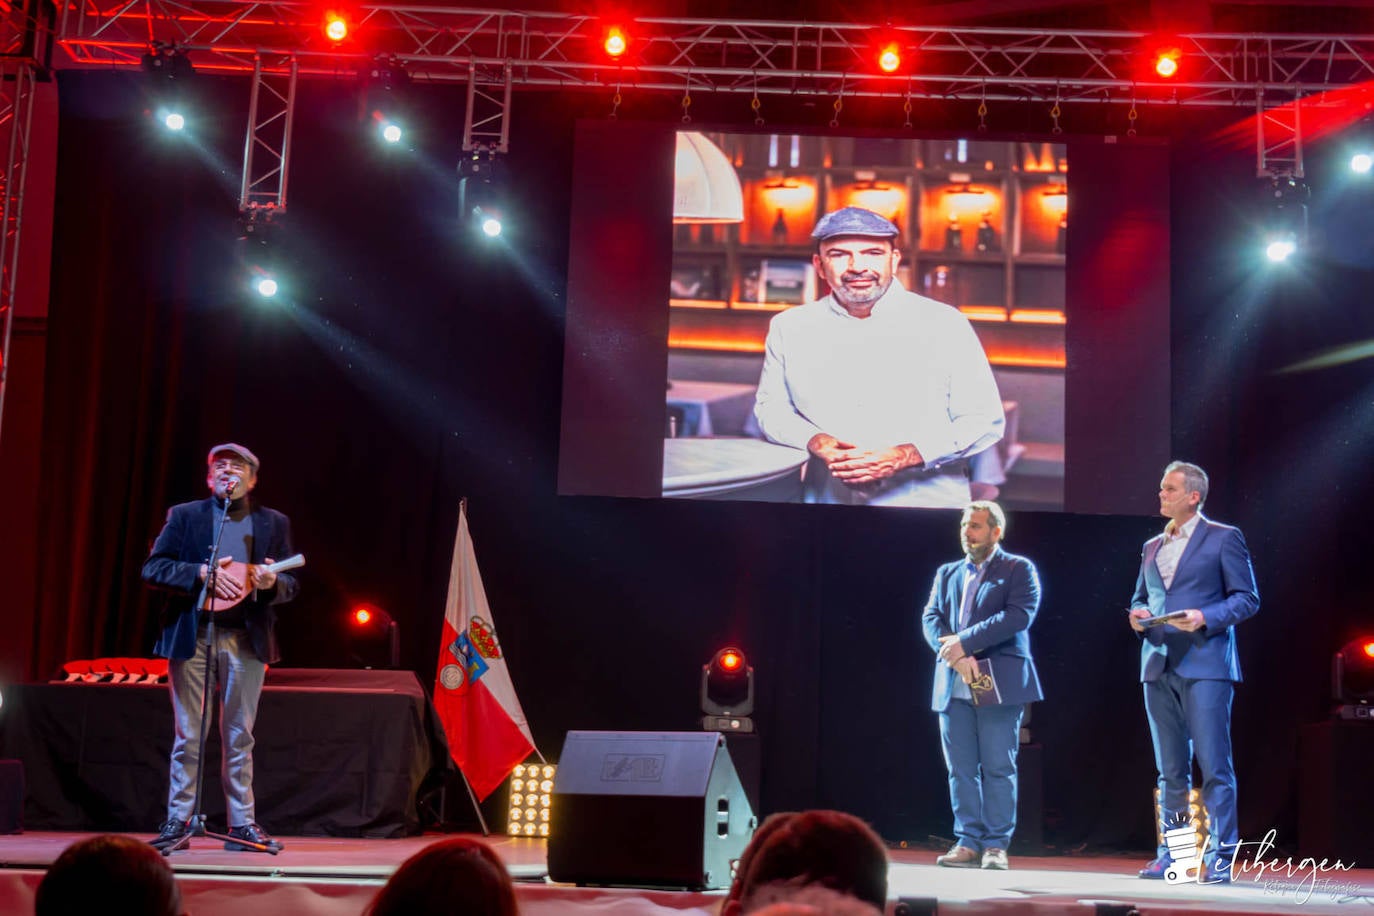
top-left (752, 206), bottom-right (1004, 508)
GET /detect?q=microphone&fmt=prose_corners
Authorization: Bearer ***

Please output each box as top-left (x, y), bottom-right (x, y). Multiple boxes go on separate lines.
top-left (217, 475), bottom-right (240, 499)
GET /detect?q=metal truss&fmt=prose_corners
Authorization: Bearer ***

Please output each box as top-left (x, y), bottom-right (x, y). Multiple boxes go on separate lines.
top-left (239, 53), bottom-right (297, 215)
top-left (1256, 90), bottom-right (1304, 179)
top-left (1, 0), bottom-right (50, 447)
top-left (52, 3), bottom-right (1374, 109)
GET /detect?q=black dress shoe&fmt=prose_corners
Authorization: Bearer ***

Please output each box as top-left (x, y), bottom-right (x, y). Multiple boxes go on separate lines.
top-left (224, 823), bottom-right (284, 852)
top-left (149, 819), bottom-right (189, 850)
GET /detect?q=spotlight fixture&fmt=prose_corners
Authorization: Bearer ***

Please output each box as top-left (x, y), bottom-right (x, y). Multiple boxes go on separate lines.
top-left (237, 203), bottom-right (285, 300)
top-left (458, 149), bottom-right (506, 240)
top-left (1154, 47), bottom-right (1181, 78)
top-left (141, 42), bottom-right (194, 133)
top-left (324, 11), bottom-right (349, 42)
top-left (140, 42), bottom-right (194, 79)
top-left (701, 646), bottom-right (754, 732)
top-left (1333, 636), bottom-right (1374, 719)
top-left (360, 56), bottom-right (411, 146)
top-left (603, 25), bottom-right (628, 58)
top-left (877, 41), bottom-right (902, 74)
top-left (350, 604), bottom-right (401, 669)
top-left (1261, 176), bottom-right (1308, 263)
top-left (507, 763), bottom-right (557, 837)
top-left (1352, 153), bottom-right (1373, 174)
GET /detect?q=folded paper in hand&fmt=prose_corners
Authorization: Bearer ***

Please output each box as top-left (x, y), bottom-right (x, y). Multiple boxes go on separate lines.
top-left (968, 659), bottom-right (1001, 707)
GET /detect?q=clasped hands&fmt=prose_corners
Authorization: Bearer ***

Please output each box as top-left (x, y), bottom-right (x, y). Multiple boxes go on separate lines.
top-left (938, 635), bottom-right (978, 685)
top-left (199, 555), bottom-right (278, 600)
top-left (1127, 607), bottom-right (1205, 633)
top-left (806, 435), bottom-right (923, 486)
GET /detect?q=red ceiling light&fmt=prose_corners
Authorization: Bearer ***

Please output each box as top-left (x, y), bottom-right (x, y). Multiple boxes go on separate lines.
top-left (877, 41), bottom-right (902, 74)
top-left (604, 25), bottom-right (628, 58)
top-left (1154, 47), bottom-right (1181, 78)
top-left (324, 11), bottom-right (349, 42)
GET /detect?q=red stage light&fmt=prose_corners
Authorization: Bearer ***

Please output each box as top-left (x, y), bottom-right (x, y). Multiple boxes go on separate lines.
top-left (877, 42), bottom-right (901, 74)
top-left (604, 26), bottom-right (628, 58)
top-left (1154, 48), bottom-right (1181, 78)
top-left (353, 607), bottom-right (372, 626)
top-left (718, 649), bottom-right (743, 671)
top-left (324, 12), bottom-right (348, 42)
top-left (1364, 641), bottom-right (1374, 659)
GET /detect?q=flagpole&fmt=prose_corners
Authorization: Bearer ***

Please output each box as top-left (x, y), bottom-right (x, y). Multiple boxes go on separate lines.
top-left (455, 765), bottom-right (490, 836)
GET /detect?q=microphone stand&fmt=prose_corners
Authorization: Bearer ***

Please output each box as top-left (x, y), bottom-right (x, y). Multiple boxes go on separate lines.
top-left (162, 486), bottom-right (278, 856)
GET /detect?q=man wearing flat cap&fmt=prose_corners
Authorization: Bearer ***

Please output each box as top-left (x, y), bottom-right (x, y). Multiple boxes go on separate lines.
top-left (753, 206), bottom-right (1004, 507)
top-left (142, 443), bottom-right (298, 852)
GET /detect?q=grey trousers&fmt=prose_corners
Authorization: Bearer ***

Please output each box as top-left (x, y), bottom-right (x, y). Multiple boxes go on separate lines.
top-left (166, 626), bottom-right (266, 827)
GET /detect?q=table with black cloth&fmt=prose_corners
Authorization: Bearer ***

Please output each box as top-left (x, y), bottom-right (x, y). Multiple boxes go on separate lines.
top-left (0, 668), bottom-right (450, 837)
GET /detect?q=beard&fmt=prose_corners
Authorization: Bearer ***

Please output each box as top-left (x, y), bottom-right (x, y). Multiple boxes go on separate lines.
top-left (831, 272), bottom-right (892, 309)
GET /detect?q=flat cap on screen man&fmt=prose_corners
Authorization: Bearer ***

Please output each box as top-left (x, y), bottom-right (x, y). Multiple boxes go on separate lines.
top-left (810, 206), bottom-right (901, 242)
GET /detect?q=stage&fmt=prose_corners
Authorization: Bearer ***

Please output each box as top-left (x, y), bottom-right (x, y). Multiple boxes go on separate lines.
top-left (1, 832), bottom-right (1370, 915)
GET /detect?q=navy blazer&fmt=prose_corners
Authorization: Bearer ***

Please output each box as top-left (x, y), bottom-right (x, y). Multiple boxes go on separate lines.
top-left (142, 497), bottom-right (299, 664)
top-left (921, 547), bottom-right (1043, 712)
top-left (1130, 515), bottom-right (1259, 683)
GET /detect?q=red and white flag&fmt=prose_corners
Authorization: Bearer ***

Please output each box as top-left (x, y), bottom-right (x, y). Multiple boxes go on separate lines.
top-left (433, 503), bottom-right (536, 801)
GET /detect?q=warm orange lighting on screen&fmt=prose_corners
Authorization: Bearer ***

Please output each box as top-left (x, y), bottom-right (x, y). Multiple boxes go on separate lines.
top-left (1040, 184), bottom-right (1068, 217)
top-left (324, 12), bottom-right (348, 41)
top-left (944, 184), bottom-right (993, 218)
top-left (959, 306), bottom-right (1009, 322)
top-left (1009, 309), bottom-right (1067, 325)
top-left (604, 26), bottom-right (628, 58)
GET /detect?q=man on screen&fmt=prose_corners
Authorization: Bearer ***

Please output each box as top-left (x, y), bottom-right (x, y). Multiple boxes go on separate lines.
top-left (752, 206), bottom-right (1004, 508)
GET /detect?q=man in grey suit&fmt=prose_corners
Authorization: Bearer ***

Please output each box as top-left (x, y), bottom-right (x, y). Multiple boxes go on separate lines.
top-left (922, 500), bottom-right (1042, 870)
top-left (1129, 460), bottom-right (1259, 885)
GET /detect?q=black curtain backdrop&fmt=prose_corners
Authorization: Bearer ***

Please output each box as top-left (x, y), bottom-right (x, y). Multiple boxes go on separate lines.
top-left (32, 72), bottom-right (1374, 853)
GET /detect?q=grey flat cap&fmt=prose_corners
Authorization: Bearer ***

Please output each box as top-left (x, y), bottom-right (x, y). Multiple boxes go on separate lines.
top-left (207, 442), bottom-right (260, 473)
top-left (811, 206), bottom-right (900, 242)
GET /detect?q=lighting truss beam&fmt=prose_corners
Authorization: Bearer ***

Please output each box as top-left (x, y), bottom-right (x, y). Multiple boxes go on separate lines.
top-left (240, 53), bottom-right (298, 214)
top-left (52, 4), bottom-right (1374, 108)
top-left (464, 60), bottom-right (511, 154)
top-left (1256, 89), bottom-right (1304, 178)
top-left (0, 60), bottom-right (38, 448)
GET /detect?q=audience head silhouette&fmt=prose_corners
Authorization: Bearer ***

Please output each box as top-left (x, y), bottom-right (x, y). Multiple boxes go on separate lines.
top-left (366, 836), bottom-right (518, 916)
top-left (34, 834), bottom-right (185, 916)
top-left (724, 809), bottom-right (889, 914)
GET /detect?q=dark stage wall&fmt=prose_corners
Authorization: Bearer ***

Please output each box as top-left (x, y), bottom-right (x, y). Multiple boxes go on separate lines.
top-left (19, 72), bottom-right (1374, 854)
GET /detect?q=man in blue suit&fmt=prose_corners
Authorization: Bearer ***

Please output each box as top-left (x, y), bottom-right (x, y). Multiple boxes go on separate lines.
top-left (922, 500), bottom-right (1042, 870)
top-left (1129, 461), bottom-right (1259, 884)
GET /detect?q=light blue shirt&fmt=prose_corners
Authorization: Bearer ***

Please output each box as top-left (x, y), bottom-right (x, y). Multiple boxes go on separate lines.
top-left (951, 548), bottom-right (996, 701)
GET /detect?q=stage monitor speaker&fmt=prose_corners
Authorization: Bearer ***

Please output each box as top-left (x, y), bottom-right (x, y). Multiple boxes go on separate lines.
top-left (547, 730), bottom-right (756, 890)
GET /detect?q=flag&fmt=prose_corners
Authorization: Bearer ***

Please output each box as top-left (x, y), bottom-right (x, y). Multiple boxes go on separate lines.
top-left (433, 502), bottom-right (536, 801)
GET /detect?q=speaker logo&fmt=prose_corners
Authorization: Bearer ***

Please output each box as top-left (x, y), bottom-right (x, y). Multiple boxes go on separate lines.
top-left (600, 754), bottom-right (666, 782)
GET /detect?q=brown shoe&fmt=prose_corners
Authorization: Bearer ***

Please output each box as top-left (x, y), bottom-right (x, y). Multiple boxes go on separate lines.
top-left (982, 847), bottom-right (1009, 870)
top-left (936, 844), bottom-right (980, 868)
